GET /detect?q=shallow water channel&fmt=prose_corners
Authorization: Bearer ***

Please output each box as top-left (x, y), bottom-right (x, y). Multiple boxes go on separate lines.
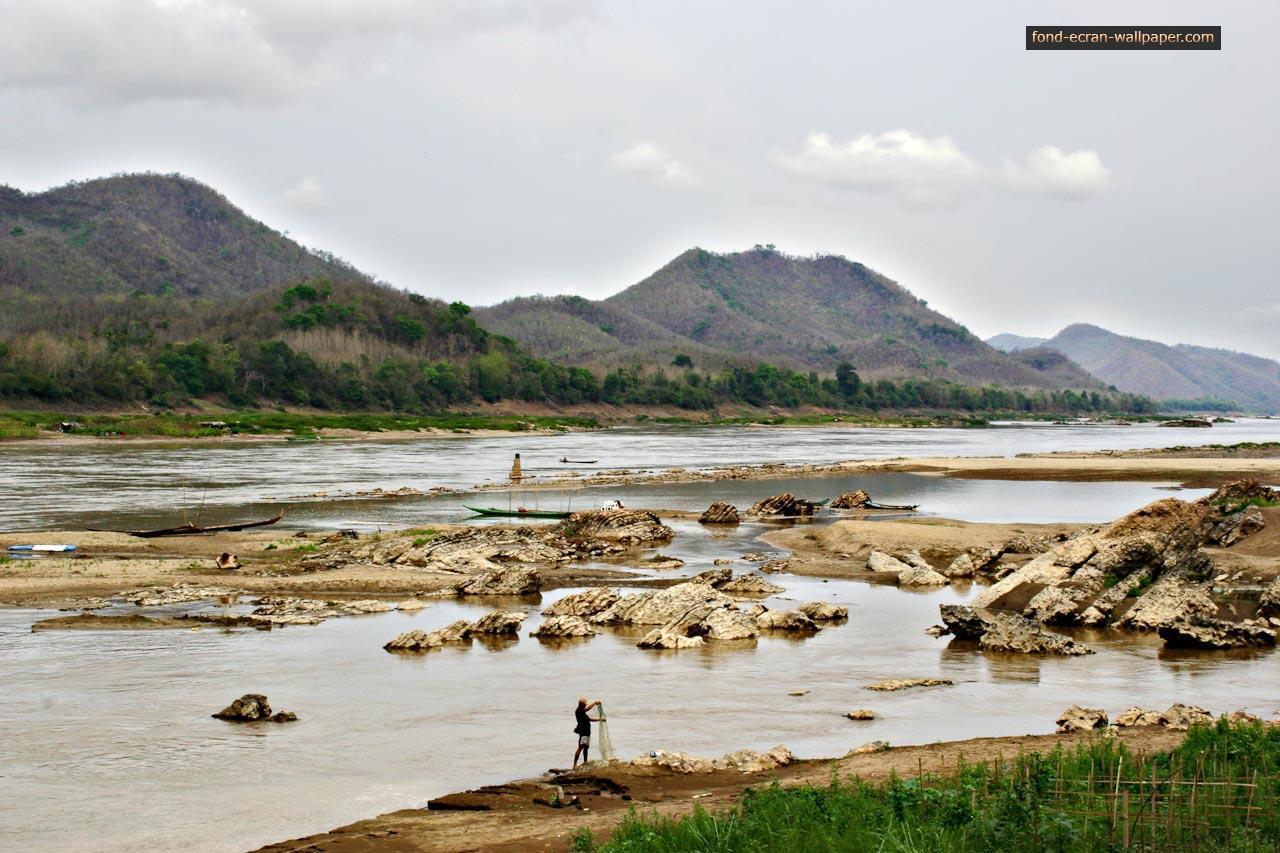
top-left (2, 420), bottom-right (1280, 850)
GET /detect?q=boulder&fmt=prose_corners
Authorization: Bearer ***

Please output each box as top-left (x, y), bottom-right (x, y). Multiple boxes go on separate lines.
top-left (396, 598), bottom-right (431, 611)
top-left (1160, 703), bottom-right (1213, 731)
top-left (866, 678), bottom-right (953, 692)
top-left (897, 563), bottom-right (950, 587)
top-left (755, 609), bottom-right (819, 632)
top-left (212, 694), bottom-right (297, 723)
top-left (719, 745), bottom-right (795, 773)
top-left (898, 551), bottom-right (935, 572)
top-left (631, 749), bottom-right (715, 774)
top-left (830, 490), bottom-right (871, 509)
top-left (690, 567), bottom-right (734, 587)
top-left (453, 567), bottom-right (541, 596)
top-left (944, 552), bottom-right (976, 578)
top-left (590, 582), bottom-right (734, 626)
top-left (1116, 577), bottom-right (1217, 631)
top-left (1025, 586), bottom-right (1084, 624)
top-left (1260, 577), bottom-right (1280, 619)
top-left (1206, 508), bottom-right (1265, 547)
top-left (1114, 707), bottom-right (1163, 728)
top-left (1201, 478), bottom-right (1280, 505)
top-left (636, 628), bottom-right (706, 649)
top-left (471, 610), bottom-right (527, 635)
top-left (542, 588), bottom-right (620, 618)
top-left (384, 620), bottom-right (474, 651)
top-left (867, 550), bottom-right (910, 575)
top-left (1159, 418), bottom-right (1212, 428)
top-left (798, 601), bottom-right (848, 621)
top-left (335, 599), bottom-right (393, 615)
top-left (531, 615), bottom-right (597, 638)
top-left (1056, 705), bottom-right (1108, 733)
top-left (719, 575), bottom-right (785, 597)
top-left (748, 493), bottom-right (804, 516)
top-left (845, 709), bottom-right (877, 720)
top-left (560, 510), bottom-right (674, 545)
top-left (939, 605), bottom-right (1091, 655)
top-left (938, 604), bottom-right (989, 639)
top-left (693, 607), bottom-right (759, 640)
top-left (1227, 709), bottom-right (1261, 724)
top-left (1158, 617), bottom-right (1276, 649)
top-left (699, 502), bottom-right (741, 524)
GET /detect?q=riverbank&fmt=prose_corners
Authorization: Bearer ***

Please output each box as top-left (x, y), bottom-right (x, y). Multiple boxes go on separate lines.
top-left (259, 726), bottom-right (1188, 852)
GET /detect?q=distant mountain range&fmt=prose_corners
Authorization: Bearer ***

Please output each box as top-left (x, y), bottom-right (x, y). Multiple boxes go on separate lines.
top-left (478, 248), bottom-right (1102, 391)
top-left (988, 324), bottom-right (1280, 413)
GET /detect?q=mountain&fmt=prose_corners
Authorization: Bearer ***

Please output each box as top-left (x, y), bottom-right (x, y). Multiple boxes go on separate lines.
top-left (479, 248), bottom-right (1103, 391)
top-left (1042, 324), bottom-right (1280, 413)
top-left (987, 333), bottom-right (1049, 352)
top-left (0, 173), bottom-right (356, 304)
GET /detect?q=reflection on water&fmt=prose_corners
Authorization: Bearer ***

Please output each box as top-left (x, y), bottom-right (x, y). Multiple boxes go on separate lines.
top-left (1, 418), bottom-right (1277, 530)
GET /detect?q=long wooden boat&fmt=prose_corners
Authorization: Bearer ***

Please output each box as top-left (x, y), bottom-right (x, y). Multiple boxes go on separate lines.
top-left (463, 505), bottom-right (572, 520)
top-left (560, 457), bottom-right (598, 464)
top-left (99, 512), bottom-right (285, 538)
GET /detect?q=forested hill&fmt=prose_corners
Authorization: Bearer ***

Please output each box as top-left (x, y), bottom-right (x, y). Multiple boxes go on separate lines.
top-left (477, 247), bottom-right (1104, 391)
top-left (0, 173), bottom-right (355, 300)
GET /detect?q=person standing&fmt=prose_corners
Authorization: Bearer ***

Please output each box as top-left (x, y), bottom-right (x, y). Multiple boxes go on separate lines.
top-left (573, 697), bottom-right (603, 768)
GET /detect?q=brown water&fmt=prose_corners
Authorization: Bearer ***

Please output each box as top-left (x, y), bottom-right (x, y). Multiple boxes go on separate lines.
top-left (2, 421), bottom-right (1279, 850)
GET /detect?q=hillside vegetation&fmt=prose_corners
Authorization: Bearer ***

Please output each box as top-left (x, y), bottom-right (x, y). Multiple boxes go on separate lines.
top-left (0, 175), bottom-right (1153, 418)
top-left (1042, 324), bottom-right (1280, 414)
top-left (479, 247), bottom-right (1104, 390)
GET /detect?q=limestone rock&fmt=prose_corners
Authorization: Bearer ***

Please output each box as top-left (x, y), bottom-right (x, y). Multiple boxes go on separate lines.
top-left (1025, 586), bottom-right (1083, 624)
top-left (897, 563), bottom-right (949, 587)
top-left (542, 588), bottom-right (620, 618)
top-left (452, 567), bottom-right (541, 596)
top-left (1158, 617), bottom-right (1276, 649)
top-left (560, 510), bottom-right (674, 545)
top-left (699, 502), bottom-right (741, 524)
top-left (636, 628), bottom-right (705, 649)
top-left (718, 575), bottom-right (785, 597)
top-left (471, 610), bottom-right (526, 635)
top-left (531, 615), bottom-right (598, 638)
top-left (129, 585), bottom-right (240, 607)
top-left (213, 694), bottom-right (297, 723)
top-left (396, 598), bottom-right (430, 611)
top-left (1160, 703), bottom-right (1213, 731)
top-left (1227, 709), bottom-right (1261, 724)
top-left (1117, 577), bottom-right (1217, 631)
top-left (690, 567), bottom-right (733, 587)
top-left (944, 552), bottom-right (976, 578)
top-left (1056, 705), bottom-right (1108, 733)
top-left (590, 582), bottom-right (733, 626)
top-left (633, 745), bottom-right (795, 775)
top-left (938, 604), bottom-right (989, 639)
top-left (693, 607), bottom-right (759, 640)
top-left (845, 709), bottom-right (877, 720)
top-left (335, 599), bottom-right (393, 615)
top-left (641, 554), bottom-right (685, 570)
top-left (1260, 577), bottom-right (1280, 618)
top-left (830, 490), bottom-right (871, 509)
top-left (798, 601), bottom-right (848, 621)
top-left (898, 551), bottom-right (935, 572)
top-left (1206, 508), bottom-right (1265, 547)
top-left (866, 678), bottom-right (953, 692)
top-left (939, 605), bottom-right (1091, 655)
top-left (384, 620), bottom-right (474, 651)
top-left (1114, 707), bottom-right (1164, 728)
top-left (755, 609), bottom-right (819, 632)
top-left (748, 493), bottom-right (808, 517)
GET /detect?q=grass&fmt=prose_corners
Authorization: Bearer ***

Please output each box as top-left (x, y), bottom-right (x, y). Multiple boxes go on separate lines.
top-left (574, 720), bottom-right (1280, 852)
top-left (1215, 496), bottom-right (1280, 515)
top-left (0, 410), bottom-right (601, 441)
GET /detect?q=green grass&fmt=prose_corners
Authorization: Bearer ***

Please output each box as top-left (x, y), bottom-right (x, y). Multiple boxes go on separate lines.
top-left (1215, 496), bottom-right (1280, 515)
top-left (576, 720), bottom-right (1280, 852)
top-left (0, 410), bottom-right (601, 441)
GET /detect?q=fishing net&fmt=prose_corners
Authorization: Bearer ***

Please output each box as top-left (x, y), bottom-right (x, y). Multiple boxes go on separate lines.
top-left (596, 703), bottom-right (615, 762)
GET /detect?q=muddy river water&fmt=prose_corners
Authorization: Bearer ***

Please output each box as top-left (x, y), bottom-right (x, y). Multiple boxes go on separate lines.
top-left (2, 420), bottom-right (1279, 851)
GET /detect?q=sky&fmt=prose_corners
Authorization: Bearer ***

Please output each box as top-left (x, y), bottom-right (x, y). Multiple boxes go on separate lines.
top-left (1, 1), bottom-right (1277, 358)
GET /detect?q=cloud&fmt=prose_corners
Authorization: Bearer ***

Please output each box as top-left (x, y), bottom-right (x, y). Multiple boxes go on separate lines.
top-left (776, 131), bottom-right (1111, 207)
top-left (281, 176), bottom-right (329, 210)
top-left (610, 142), bottom-right (698, 189)
top-left (1003, 146), bottom-right (1111, 199)
top-left (0, 0), bottom-right (597, 105)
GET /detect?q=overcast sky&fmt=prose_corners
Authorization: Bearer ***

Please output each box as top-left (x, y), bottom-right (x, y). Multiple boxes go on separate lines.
top-left (2, 1), bottom-right (1276, 358)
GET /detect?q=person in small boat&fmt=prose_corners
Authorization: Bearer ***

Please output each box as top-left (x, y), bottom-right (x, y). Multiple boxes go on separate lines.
top-left (573, 697), bottom-right (604, 768)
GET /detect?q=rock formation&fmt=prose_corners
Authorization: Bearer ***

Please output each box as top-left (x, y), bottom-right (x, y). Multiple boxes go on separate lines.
top-left (830, 490), bottom-right (871, 509)
top-left (1160, 703), bottom-right (1213, 730)
top-left (384, 620), bottom-right (475, 651)
top-left (212, 694), bottom-right (297, 723)
top-left (845, 709), bottom-right (877, 720)
top-left (699, 502), bottom-right (741, 524)
top-left (471, 610), bottom-right (527, 635)
top-left (798, 601), bottom-right (848, 621)
top-left (755, 609), bottom-right (819, 632)
top-left (938, 605), bottom-right (1092, 655)
top-left (1113, 707), bottom-right (1163, 727)
top-left (866, 678), bottom-right (953, 691)
top-left (559, 510), bottom-right (674, 545)
top-left (632, 745), bottom-right (795, 774)
top-left (531, 615), bottom-right (598, 638)
top-left (748, 493), bottom-right (820, 517)
top-left (590, 582), bottom-right (735, 626)
top-left (718, 575), bottom-right (785, 597)
top-left (637, 628), bottom-right (705, 649)
top-left (1056, 705), bottom-right (1108, 733)
top-left (451, 567), bottom-right (541, 596)
top-left (542, 588), bottom-right (620, 618)
top-left (1157, 617), bottom-right (1276, 649)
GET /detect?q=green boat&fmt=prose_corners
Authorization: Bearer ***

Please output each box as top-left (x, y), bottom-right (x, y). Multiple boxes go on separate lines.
top-left (463, 505), bottom-right (572, 520)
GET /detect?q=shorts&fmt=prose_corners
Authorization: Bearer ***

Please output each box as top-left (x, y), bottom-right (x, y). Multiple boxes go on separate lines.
top-left (578, 734), bottom-right (590, 747)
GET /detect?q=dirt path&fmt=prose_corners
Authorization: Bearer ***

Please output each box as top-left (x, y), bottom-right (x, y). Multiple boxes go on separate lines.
top-left (257, 727), bottom-right (1186, 852)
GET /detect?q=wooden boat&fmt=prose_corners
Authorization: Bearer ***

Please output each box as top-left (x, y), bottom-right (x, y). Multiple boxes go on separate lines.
top-left (864, 501), bottom-right (918, 511)
top-left (463, 505), bottom-right (572, 520)
top-left (102, 512), bottom-right (285, 538)
top-left (560, 457), bottom-right (597, 464)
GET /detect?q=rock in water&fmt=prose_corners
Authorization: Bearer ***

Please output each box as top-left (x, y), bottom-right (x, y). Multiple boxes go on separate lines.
top-left (866, 678), bottom-right (953, 692)
top-left (718, 575), bottom-right (785, 597)
top-left (748, 493), bottom-right (815, 517)
top-left (384, 620), bottom-right (475, 651)
top-left (694, 607), bottom-right (759, 640)
top-left (213, 694), bottom-right (297, 723)
top-left (830, 490), bottom-right (871, 509)
top-left (845, 709), bottom-right (877, 720)
top-left (590, 582), bottom-right (734, 626)
top-left (943, 552), bottom-right (976, 578)
top-left (755, 609), bottom-right (819, 632)
top-left (699, 502), bottom-right (741, 524)
top-left (798, 601), bottom-right (848, 621)
top-left (541, 587), bottom-right (620, 618)
top-left (453, 567), bottom-right (541, 596)
top-left (1117, 577), bottom-right (1217, 631)
top-left (938, 605), bottom-right (1092, 655)
top-left (1056, 705), bottom-right (1108, 733)
top-left (1157, 617), bottom-right (1276, 649)
top-left (559, 510), bottom-right (674, 544)
top-left (531, 615), bottom-right (597, 638)
top-left (636, 628), bottom-right (705, 649)
top-left (867, 550), bottom-right (910, 574)
top-left (689, 567), bottom-right (734, 587)
top-left (471, 611), bottom-right (527, 635)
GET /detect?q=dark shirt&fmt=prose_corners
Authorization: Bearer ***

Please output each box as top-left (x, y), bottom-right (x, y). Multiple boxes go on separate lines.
top-left (575, 706), bottom-right (591, 736)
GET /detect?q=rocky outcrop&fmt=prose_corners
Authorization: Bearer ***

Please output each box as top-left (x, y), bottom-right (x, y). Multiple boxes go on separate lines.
top-left (471, 610), bottom-right (527, 635)
top-left (798, 601), bottom-right (848, 621)
top-left (212, 694), bottom-right (297, 723)
top-left (699, 502), bottom-right (741, 524)
top-left (632, 745), bottom-right (794, 774)
top-left (938, 605), bottom-right (1092, 655)
top-left (128, 585), bottom-right (242, 607)
top-left (531, 615), bottom-right (597, 638)
top-left (692, 607), bottom-right (759, 640)
top-left (1114, 707), bottom-right (1164, 728)
top-left (1159, 418), bottom-right (1212, 428)
top-left (943, 552), bottom-right (976, 578)
top-left (1158, 617), bottom-right (1276, 649)
top-left (748, 493), bottom-right (819, 517)
top-left (1115, 576), bottom-right (1216, 631)
top-left (560, 510), bottom-right (674, 545)
top-left (637, 628), bottom-right (705, 649)
top-left (384, 620), bottom-right (475, 651)
top-left (718, 575), bottom-right (785, 598)
top-left (690, 567), bottom-right (734, 587)
top-left (590, 583), bottom-right (734, 626)
top-left (755, 609), bottom-right (819, 632)
top-left (451, 567), bottom-right (541, 596)
top-left (1205, 508), bottom-right (1265, 547)
top-left (1056, 705), bottom-right (1108, 733)
top-left (1160, 703), bottom-right (1213, 730)
top-left (1260, 577), bottom-right (1280, 619)
top-left (845, 709), bottom-right (877, 720)
top-left (897, 563), bottom-right (950, 587)
top-left (830, 490), bottom-right (871, 509)
top-left (866, 678), bottom-right (953, 692)
top-left (641, 554), bottom-right (685, 570)
top-left (542, 588), bottom-right (620, 618)
top-left (248, 596), bottom-right (396, 626)
top-left (867, 549), bottom-right (949, 586)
